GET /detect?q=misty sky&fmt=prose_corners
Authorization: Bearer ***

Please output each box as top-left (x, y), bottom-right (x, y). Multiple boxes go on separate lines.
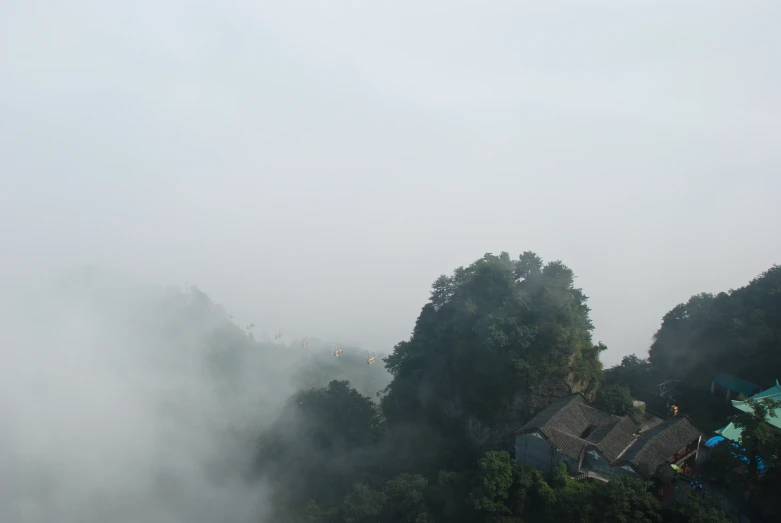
top-left (2, 0), bottom-right (780, 365)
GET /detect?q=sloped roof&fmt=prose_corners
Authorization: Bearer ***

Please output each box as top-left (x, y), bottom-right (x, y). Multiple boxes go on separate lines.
top-left (711, 373), bottom-right (761, 397)
top-left (620, 417), bottom-right (702, 478)
top-left (544, 428), bottom-right (590, 460)
top-left (520, 395), bottom-right (619, 434)
top-left (518, 394), bottom-right (634, 460)
top-left (587, 416), bottom-right (641, 462)
top-left (521, 395), bottom-right (589, 431)
top-left (752, 379), bottom-right (781, 399)
top-left (715, 421), bottom-right (744, 443)
top-left (518, 395), bottom-right (702, 478)
top-left (639, 411), bottom-right (665, 433)
top-left (730, 379), bottom-right (781, 431)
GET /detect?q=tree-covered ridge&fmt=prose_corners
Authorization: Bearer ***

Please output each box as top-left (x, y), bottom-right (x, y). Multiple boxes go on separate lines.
top-left (605, 264), bottom-right (781, 521)
top-left (650, 265), bottom-right (781, 388)
top-left (252, 250), bottom-right (742, 523)
top-left (381, 252), bottom-right (604, 449)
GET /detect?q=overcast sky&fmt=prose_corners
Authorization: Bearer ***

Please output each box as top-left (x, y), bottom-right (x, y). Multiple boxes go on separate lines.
top-left (2, 0), bottom-right (779, 365)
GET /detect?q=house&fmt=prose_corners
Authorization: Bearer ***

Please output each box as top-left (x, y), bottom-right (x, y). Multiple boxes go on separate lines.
top-left (515, 394), bottom-right (702, 482)
top-left (710, 373), bottom-right (762, 400)
top-left (714, 379), bottom-right (781, 443)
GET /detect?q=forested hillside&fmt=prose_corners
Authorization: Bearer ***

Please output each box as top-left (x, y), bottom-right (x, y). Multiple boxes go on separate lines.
top-left (49, 267), bottom-right (393, 399)
top-left (256, 252), bottom-right (735, 523)
top-left (379, 251), bottom-right (604, 472)
top-left (11, 258), bottom-right (776, 522)
top-left (650, 265), bottom-right (781, 389)
top-left (0, 268), bottom-right (391, 523)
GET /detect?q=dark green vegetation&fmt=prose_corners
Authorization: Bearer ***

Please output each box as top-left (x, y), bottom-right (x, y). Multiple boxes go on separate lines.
top-left (596, 384), bottom-right (645, 424)
top-left (604, 266), bottom-right (781, 433)
top-left (376, 252), bottom-right (604, 477)
top-left (705, 397), bottom-right (781, 521)
top-left (601, 265), bottom-right (781, 522)
top-left (257, 252), bottom-right (741, 523)
top-left (649, 265), bottom-right (781, 390)
top-left (7, 267), bottom-right (396, 522)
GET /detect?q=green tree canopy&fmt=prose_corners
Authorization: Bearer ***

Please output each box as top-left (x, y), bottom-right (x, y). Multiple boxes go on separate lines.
top-left (604, 355), bottom-right (654, 394)
top-left (380, 251), bottom-right (604, 468)
top-left (649, 265), bottom-right (781, 387)
top-left (250, 251), bottom-right (738, 523)
top-left (469, 451), bottom-right (515, 515)
top-left (596, 385), bottom-right (634, 416)
top-left (255, 380), bottom-right (384, 506)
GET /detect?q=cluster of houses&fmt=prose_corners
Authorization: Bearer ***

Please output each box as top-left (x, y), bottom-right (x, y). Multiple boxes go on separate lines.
top-left (514, 394), bottom-right (701, 486)
top-left (514, 374), bottom-right (780, 494)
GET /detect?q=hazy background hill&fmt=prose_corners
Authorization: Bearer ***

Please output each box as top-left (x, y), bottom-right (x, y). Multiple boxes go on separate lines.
top-left (0, 267), bottom-right (389, 523)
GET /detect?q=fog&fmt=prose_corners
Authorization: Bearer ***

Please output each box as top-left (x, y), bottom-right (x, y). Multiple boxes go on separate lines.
top-left (0, 268), bottom-right (390, 522)
top-left (2, 1), bottom-right (781, 364)
top-left (1, 1), bottom-right (780, 519)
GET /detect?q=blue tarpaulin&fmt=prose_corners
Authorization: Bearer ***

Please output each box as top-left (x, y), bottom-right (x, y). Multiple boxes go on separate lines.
top-left (705, 435), bottom-right (768, 473)
top-left (705, 435), bottom-right (725, 448)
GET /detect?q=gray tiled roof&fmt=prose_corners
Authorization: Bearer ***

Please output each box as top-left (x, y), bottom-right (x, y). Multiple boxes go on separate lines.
top-left (520, 394), bottom-right (589, 432)
top-left (545, 428), bottom-right (590, 460)
top-left (586, 416), bottom-right (639, 462)
top-left (519, 394), bottom-right (629, 460)
top-left (518, 395), bottom-right (702, 478)
top-left (619, 417), bottom-right (702, 478)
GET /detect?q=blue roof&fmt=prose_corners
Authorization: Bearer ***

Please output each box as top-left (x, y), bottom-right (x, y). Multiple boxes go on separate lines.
top-left (711, 373), bottom-right (761, 397)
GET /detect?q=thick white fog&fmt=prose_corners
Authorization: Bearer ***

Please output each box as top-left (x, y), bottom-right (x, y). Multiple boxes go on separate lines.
top-left (2, 1), bottom-right (780, 367)
top-left (0, 269), bottom-right (391, 522)
top-left (1, 3), bottom-right (780, 521)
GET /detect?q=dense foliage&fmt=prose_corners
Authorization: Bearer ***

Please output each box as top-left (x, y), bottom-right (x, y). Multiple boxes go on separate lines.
top-left (649, 265), bottom-right (781, 389)
top-left (607, 265), bottom-right (781, 520)
top-left (379, 252), bottom-right (605, 472)
top-left (596, 384), bottom-right (634, 415)
top-left (271, 449), bottom-right (725, 523)
top-left (595, 384), bottom-right (645, 423)
top-left (705, 397), bottom-right (781, 520)
top-left (255, 251), bottom-right (739, 523)
top-left (256, 380), bottom-right (386, 510)
top-left (603, 355), bottom-right (654, 396)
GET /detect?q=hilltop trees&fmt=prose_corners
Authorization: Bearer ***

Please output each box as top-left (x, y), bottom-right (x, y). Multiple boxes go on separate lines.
top-left (252, 249), bottom-right (736, 523)
top-left (649, 265), bottom-right (781, 388)
top-left (380, 251), bottom-right (604, 468)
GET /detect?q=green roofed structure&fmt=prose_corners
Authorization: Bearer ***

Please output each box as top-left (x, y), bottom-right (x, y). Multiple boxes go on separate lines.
top-left (732, 380), bottom-right (781, 431)
top-left (710, 373), bottom-right (762, 400)
top-left (714, 379), bottom-right (781, 443)
top-left (744, 379), bottom-right (781, 402)
top-left (714, 421), bottom-right (745, 443)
